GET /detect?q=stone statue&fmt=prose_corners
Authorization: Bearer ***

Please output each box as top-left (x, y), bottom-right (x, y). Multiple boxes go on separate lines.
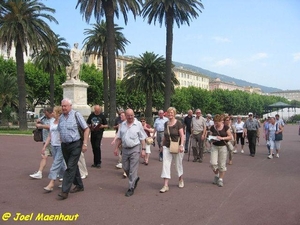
top-left (66, 43), bottom-right (82, 80)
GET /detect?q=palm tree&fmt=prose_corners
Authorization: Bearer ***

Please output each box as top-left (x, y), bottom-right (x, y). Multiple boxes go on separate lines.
top-left (76, 0), bottom-right (142, 127)
top-left (83, 21), bottom-right (130, 117)
top-left (32, 34), bottom-right (70, 107)
top-left (0, 71), bottom-right (18, 111)
top-left (0, 0), bottom-right (57, 130)
top-left (142, 0), bottom-right (204, 111)
top-left (122, 51), bottom-right (179, 122)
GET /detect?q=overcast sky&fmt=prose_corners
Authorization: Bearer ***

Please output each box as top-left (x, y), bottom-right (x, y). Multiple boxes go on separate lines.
top-left (42, 0), bottom-right (300, 91)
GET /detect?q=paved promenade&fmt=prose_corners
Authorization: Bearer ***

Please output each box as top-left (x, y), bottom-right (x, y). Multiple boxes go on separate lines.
top-left (1, 125), bottom-right (300, 225)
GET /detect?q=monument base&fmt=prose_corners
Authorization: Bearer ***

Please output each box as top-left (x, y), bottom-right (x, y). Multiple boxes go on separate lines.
top-left (62, 79), bottom-right (91, 118)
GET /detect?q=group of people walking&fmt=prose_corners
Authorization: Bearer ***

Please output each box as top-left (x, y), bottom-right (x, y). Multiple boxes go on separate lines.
top-left (29, 102), bottom-right (284, 199)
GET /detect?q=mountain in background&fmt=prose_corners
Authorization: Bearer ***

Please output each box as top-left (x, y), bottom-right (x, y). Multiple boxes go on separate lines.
top-left (173, 61), bottom-right (282, 93)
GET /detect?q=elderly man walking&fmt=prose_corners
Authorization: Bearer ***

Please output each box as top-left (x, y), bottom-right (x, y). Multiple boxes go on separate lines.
top-left (191, 109), bottom-right (207, 162)
top-left (114, 109), bottom-right (147, 197)
top-left (57, 98), bottom-right (90, 200)
top-left (153, 110), bottom-right (169, 161)
top-left (243, 112), bottom-right (260, 157)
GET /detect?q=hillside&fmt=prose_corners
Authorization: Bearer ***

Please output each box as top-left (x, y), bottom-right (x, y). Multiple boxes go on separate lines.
top-left (173, 62), bottom-right (282, 93)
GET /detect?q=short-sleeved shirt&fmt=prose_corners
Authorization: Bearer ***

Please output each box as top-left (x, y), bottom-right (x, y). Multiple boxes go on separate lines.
top-left (117, 119), bottom-right (147, 148)
top-left (163, 120), bottom-right (183, 148)
top-left (191, 116), bottom-right (206, 134)
top-left (210, 125), bottom-right (229, 146)
top-left (58, 110), bottom-right (88, 143)
top-left (235, 121), bottom-right (244, 133)
top-left (41, 116), bottom-right (54, 143)
top-left (243, 118), bottom-right (260, 131)
top-left (49, 120), bottom-right (60, 146)
top-left (184, 115), bottom-right (193, 133)
top-left (87, 112), bottom-right (107, 133)
top-left (153, 117), bottom-right (169, 132)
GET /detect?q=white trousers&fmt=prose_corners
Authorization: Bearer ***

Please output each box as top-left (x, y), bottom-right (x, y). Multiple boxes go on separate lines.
top-left (161, 146), bottom-right (184, 179)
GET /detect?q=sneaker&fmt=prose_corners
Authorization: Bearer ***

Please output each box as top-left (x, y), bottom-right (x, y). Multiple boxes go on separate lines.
top-left (123, 172), bottom-right (127, 178)
top-left (81, 175), bottom-right (87, 179)
top-left (179, 179), bottom-right (184, 188)
top-left (268, 154), bottom-right (273, 159)
top-left (58, 184), bottom-right (62, 188)
top-left (241, 150), bottom-right (244, 154)
top-left (29, 171), bottom-right (42, 179)
top-left (159, 186), bottom-right (169, 193)
top-left (159, 157), bottom-right (163, 162)
top-left (217, 179), bottom-right (224, 187)
top-left (213, 176), bottom-right (219, 185)
top-left (233, 150), bottom-right (237, 154)
top-left (276, 153), bottom-right (279, 158)
top-left (115, 163), bottom-right (122, 169)
top-left (59, 178), bottom-right (63, 182)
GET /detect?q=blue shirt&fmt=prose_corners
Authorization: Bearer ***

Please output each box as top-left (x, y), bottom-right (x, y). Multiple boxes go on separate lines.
top-left (117, 119), bottom-right (147, 148)
top-left (153, 117), bottom-right (169, 132)
top-left (58, 110), bottom-right (88, 143)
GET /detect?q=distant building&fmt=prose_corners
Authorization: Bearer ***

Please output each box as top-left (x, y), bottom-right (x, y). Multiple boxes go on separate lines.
top-left (173, 67), bottom-right (209, 90)
top-left (209, 78), bottom-right (244, 91)
top-left (268, 90), bottom-right (300, 101)
top-left (0, 42), bottom-right (33, 63)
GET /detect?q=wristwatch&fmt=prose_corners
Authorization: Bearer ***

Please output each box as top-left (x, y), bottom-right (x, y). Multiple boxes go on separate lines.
top-left (142, 148), bottom-right (146, 150)
top-left (83, 143), bottom-right (88, 147)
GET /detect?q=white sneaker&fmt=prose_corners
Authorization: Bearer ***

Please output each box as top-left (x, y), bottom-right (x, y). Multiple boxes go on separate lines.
top-left (59, 178), bottom-right (63, 182)
top-left (115, 163), bottom-right (122, 169)
top-left (81, 175), bottom-right (87, 179)
top-left (179, 179), bottom-right (184, 188)
top-left (276, 153), bottom-right (279, 158)
top-left (241, 150), bottom-right (244, 154)
top-left (233, 150), bottom-right (238, 154)
top-left (58, 184), bottom-right (62, 188)
top-left (29, 171), bottom-right (42, 179)
top-left (268, 154), bottom-right (273, 159)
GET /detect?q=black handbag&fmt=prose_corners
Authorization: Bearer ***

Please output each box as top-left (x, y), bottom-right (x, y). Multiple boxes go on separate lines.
top-left (33, 128), bottom-right (43, 142)
top-left (275, 123), bottom-right (283, 141)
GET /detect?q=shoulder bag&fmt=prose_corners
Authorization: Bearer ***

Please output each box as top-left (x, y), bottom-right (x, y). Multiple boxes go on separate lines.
top-left (275, 123), bottom-right (283, 141)
top-left (167, 123), bottom-right (179, 154)
top-left (33, 128), bottom-right (43, 142)
top-left (215, 126), bottom-right (234, 152)
top-left (75, 112), bottom-right (84, 141)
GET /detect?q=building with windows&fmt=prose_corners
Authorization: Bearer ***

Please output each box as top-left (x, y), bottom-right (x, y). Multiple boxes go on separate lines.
top-left (0, 42), bottom-right (33, 63)
top-left (268, 90), bottom-right (300, 101)
top-left (173, 67), bottom-right (209, 90)
top-left (209, 78), bottom-right (244, 91)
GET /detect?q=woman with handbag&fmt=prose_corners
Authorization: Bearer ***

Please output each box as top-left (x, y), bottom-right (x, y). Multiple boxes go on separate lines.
top-left (267, 117), bottom-right (283, 159)
top-left (210, 114), bottom-right (232, 187)
top-left (160, 107), bottom-right (185, 193)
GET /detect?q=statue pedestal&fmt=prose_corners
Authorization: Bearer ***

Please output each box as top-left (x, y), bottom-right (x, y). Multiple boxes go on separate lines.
top-left (62, 79), bottom-right (91, 118)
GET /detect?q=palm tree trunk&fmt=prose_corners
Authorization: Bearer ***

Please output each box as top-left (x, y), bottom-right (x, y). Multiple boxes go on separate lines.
top-left (104, 2), bottom-right (117, 128)
top-left (164, 10), bottom-right (174, 111)
top-left (102, 49), bottom-right (109, 118)
top-left (49, 70), bottom-right (55, 107)
top-left (15, 42), bottom-right (28, 130)
top-left (145, 91), bottom-right (153, 124)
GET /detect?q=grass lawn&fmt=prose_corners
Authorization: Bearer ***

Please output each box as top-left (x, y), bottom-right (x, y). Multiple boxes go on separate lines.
top-left (0, 127), bottom-right (33, 135)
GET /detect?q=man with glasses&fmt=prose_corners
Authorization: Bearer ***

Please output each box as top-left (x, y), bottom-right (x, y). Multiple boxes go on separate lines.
top-left (243, 112), bottom-right (260, 157)
top-left (153, 110), bottom-right (169, 161)
top-left (191, 109), bottom-right (207, 162)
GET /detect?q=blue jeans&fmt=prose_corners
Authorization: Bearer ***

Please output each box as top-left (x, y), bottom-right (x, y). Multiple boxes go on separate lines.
top-left (185, 131), bottom-right (191, 151)
top-left (48, 145), bottom-right (66, 180)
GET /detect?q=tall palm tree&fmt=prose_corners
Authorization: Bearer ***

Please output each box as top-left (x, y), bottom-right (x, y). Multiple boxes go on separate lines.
top-left (142, 0), bottom-right (204, 111)
top-left (83, 21), bottom-right (130, 117)
top-left (32, 34), bottom-right (70, 107)
top-left (76, 0), bottom-right (142, 127)
top-left (0, 0), bottom-right (57, 130)
top-left (122, 51), bottom-right (179, 122)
